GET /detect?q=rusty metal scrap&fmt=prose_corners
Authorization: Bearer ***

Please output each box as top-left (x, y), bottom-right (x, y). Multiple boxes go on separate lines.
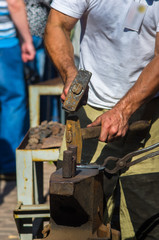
top-left (25, 120), bottom-right (65, 150)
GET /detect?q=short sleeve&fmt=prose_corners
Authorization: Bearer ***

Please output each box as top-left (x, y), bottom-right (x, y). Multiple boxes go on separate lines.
top-left (50, 0), bottom-right (88, 19)
top-left (157, 22), bottom-right (159, 32)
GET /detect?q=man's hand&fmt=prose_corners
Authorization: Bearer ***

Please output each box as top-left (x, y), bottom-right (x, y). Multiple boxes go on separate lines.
top-left (61, 78), bottom-right (74, 103)
top-left (21, 42), bottom-right (35, 63)
top-left (87, 107), bottom-right (129, 142)
top-left (60, 70), bottom-right (78, 102)
top-left (7, 0), bottom-right (35, 63)
top-left (61, 79), bottom-right (89, 110)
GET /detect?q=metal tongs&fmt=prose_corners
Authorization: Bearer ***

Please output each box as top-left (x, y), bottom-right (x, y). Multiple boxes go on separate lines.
top-left (77, 142), bottom-right (159, 174)
top-left (103, 142), bottom-right (159, 174)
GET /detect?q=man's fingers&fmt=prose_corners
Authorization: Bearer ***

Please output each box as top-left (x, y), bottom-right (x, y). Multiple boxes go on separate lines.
top-left (87, 110), bottom-right (129, 142)
top-left (87, 117), bottom-right (101, 127)
top-left (100, 126), bottom-right (128, 142)
top-left (99, 132), bottom-right (108, 142)
top-left (61, 86), bottom-right (69, 102)
top-left (61, 92), bottom-right (65, 102)
top-left (107, 133), bottom-right (120, 142)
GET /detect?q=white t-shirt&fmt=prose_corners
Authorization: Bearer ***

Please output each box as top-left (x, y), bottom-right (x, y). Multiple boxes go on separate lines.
top-left (51, 0), bottom-right (159, 109)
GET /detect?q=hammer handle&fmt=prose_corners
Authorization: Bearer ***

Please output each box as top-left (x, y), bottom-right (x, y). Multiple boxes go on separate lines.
top-left (82, 120), bottom-right (150, 140)
top-left (82, 126), bottom-right (101, 140)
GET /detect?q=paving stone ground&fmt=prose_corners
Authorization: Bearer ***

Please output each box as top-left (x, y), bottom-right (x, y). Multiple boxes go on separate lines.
top-left (0, 162), bottom-right (56, 240)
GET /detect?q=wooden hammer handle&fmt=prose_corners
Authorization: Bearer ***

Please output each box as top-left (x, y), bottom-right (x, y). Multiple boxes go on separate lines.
top-left (82, 126), bottom-right (101, 140)
top-left (82, 120), bottom-right (151, 140)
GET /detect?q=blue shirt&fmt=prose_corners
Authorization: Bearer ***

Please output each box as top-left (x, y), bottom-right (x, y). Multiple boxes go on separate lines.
top-left (0, 0), bottom-right (18, 47)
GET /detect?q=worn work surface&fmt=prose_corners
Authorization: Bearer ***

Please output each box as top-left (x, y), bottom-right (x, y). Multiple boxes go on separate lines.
top-left (0, 162), bottom-right (55, 240)
top-left (25, 121), bottom-right (65, 150)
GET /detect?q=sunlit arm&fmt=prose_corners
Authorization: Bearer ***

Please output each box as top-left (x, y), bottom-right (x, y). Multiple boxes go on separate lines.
top-left (44, 9), bottom-right (78, 100)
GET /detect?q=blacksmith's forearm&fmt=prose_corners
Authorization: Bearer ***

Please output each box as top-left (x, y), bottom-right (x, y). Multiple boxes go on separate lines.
top-left (115, 55), bottom-right (159, 120)
top-left (44, 12), bottom-right (77, 83)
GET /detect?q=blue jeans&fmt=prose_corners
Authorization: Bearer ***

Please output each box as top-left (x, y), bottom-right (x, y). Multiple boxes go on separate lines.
top-left (0, 44), bottom-right (29, 174)
top-left (26, 36), bottom-right (45, 80)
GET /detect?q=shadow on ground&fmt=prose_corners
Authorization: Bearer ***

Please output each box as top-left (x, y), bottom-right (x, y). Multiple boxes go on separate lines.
top-left (0, 180), bottom-right (16, 205)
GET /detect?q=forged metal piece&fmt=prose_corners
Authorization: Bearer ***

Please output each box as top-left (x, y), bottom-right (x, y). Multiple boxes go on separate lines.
top-left (68, 145), bottom-right (77, 177)
top-left (62, 150), bottom-right (73, 178)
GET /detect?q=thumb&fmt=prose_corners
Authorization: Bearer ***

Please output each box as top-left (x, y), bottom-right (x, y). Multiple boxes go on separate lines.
top-left (21, 53), bottom-right (27, 63)
top-left (61, 92), bottom-right (65, 102)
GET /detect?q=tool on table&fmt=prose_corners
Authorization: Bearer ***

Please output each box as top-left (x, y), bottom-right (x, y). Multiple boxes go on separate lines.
top-left (63, 69), bottom-right (92, 112)
top-left (66, 115), bottom-right (151, 163)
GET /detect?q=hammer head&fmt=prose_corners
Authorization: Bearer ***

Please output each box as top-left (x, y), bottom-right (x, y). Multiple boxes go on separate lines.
top-left (63, 69), bottom-right (92, 113)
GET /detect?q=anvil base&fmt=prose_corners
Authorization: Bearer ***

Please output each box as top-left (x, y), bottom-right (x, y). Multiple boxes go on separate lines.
top-left (44, 167), bottom-right (109, 240)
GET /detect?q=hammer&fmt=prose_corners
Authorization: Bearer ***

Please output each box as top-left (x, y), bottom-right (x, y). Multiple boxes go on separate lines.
top-left (65, 115), bottom-right (151, 163)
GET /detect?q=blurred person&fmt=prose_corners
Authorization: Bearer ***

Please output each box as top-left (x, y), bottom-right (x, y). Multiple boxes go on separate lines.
top-left (24, 0), bottom-right (60, 122)
top-left (0, 0), bottom-right (35, 179)
top-left (24, 0), bottom-right (52, 81)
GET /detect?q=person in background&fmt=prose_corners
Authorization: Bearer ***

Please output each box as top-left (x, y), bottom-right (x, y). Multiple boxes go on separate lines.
top-left (44, 1), bottom-right (159, 239)
top-left (0, 0), bottom-right (35, 180)
top-left (24, 0), bottom-right (52, 81)
top-left (24, 0), bottom-right (60, 122)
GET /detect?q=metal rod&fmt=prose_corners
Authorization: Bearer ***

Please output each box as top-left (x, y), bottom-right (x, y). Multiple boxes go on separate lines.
top-left (68, 145), bottom-right (77, 177)
top-left (62, 150), bottom-right (73, 178)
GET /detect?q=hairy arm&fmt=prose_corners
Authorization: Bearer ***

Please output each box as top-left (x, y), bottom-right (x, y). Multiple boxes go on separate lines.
top-left (7, 0), bottom-right (35, 62)
top-left (44, 9), bottom-right (78, 100)
top-left (88, 50), bottom-right (159, 142)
